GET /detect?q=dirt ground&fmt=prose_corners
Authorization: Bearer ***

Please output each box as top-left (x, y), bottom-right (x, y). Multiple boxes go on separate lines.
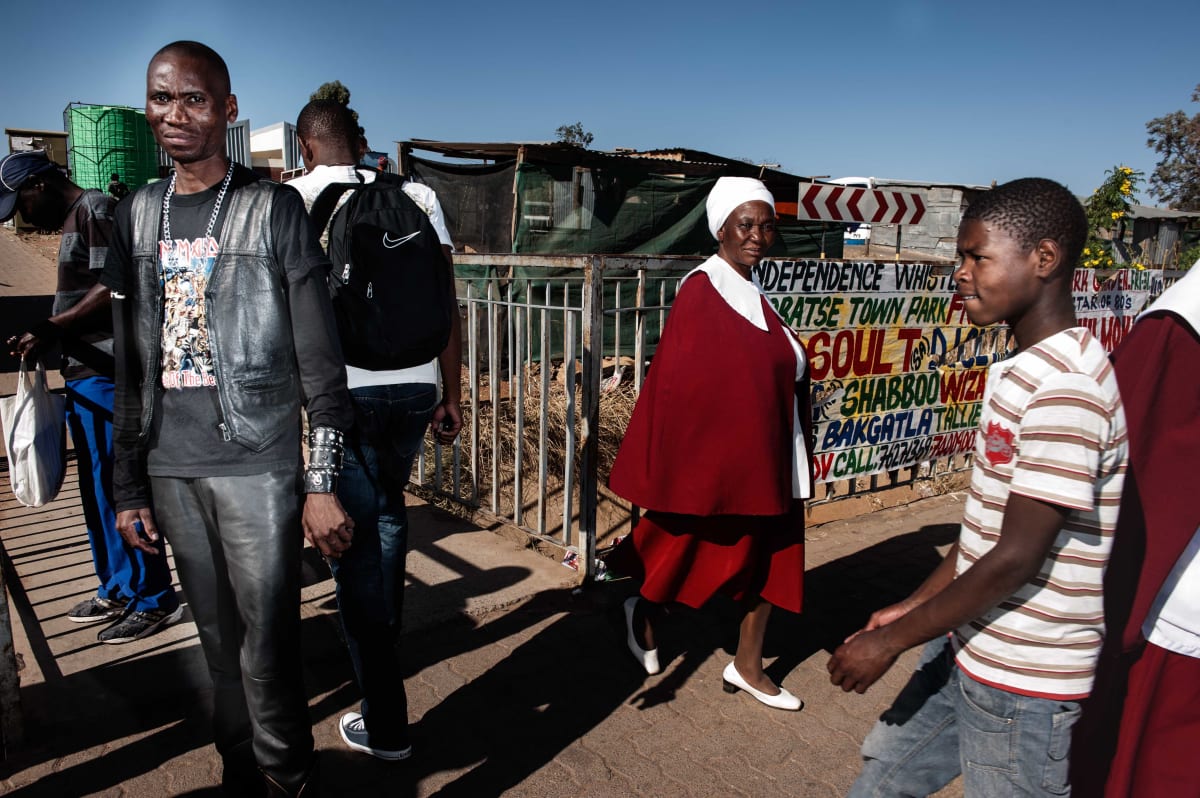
top-left (14, 230), bottom-right (60, 263)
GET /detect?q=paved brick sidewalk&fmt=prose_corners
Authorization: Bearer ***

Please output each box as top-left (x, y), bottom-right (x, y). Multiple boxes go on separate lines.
top-left (0, 447), bottom-right (967, 797)
top-left (0, 214), bottom-right (975, 797)
top-left (0, 225), bottom-right (61, 398)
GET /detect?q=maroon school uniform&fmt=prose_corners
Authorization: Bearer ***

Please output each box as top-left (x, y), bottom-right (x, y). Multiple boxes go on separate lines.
top-left (608, 269), bottom-right (810, 613)
top-left (1072, 311), bottom-right (1200, 797)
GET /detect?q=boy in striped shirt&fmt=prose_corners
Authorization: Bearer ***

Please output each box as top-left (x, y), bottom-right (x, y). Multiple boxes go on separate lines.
top-left (828, 178), bottom-right (1128, 797)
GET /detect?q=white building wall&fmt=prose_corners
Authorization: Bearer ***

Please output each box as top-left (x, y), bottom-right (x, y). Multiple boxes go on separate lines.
top-left (870, 186), bottom-right (965, 261)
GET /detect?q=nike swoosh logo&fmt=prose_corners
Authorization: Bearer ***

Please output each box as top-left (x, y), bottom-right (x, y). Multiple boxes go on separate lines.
top-left (382, 231), bottom-right (421, 248)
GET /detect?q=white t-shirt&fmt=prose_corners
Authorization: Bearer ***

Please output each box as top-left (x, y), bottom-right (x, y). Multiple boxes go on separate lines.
top-left (288, 165), bottom-right (453, 388)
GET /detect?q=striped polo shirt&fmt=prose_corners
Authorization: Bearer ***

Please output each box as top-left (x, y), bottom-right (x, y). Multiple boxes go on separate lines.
top-left (952, 327), bottom-right (1128, 700)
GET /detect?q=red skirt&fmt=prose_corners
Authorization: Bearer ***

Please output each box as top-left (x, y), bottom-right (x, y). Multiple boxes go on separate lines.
top-left (606, 507), bottom-right (804, 614)
top-left (1103, 642), bottom-right (1200, 797)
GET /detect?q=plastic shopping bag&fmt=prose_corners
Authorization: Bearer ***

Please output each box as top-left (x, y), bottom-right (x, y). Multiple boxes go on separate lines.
top-left (0, 358), bottom-right (66, 507)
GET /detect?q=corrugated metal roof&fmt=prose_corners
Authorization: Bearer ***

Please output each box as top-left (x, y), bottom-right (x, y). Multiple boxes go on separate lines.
top-left (1126, 203), bottom-right (1200, 221)
top-left (830, 176), bottom-right (993, 193)
top-left (400, 140), bottom-right (816, 182)
top-left (401, 140), bottom-right (572, 159)
top-left (627, 147), bottom-right (749, 166)
top-left (5, 127), bottom-right (67, 137)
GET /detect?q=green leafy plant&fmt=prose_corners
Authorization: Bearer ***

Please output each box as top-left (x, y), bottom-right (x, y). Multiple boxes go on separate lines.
top-left (1176, 241), bottom-right (1200, 271)
top-left (1081, 165), bottom-right (1144, 269)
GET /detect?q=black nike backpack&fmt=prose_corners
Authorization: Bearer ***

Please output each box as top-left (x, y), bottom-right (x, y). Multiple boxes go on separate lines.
top-left (309, 171), bottom-right (455, 370)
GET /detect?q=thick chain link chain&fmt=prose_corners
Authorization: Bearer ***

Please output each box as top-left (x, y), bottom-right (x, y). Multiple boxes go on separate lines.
top-left (161, 161), bottom-right (235, 242)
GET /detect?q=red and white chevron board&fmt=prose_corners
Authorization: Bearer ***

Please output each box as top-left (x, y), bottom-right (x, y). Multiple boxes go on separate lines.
top-left (795, 182), bottom-right (926, 225)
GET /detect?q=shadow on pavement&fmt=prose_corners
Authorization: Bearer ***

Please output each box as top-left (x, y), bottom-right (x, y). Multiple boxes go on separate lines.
top-left (309, 521), bottom-right (959, 796)
top-left (604, 520), bottom-right (960, 710)
top-left (310, 586), bottom-right (649, 797)
top-left (768, 521), bottom-right (960, 681)
top-left (0, 495), bottom-right (546, 795)
top-left (0, 496), bottom-right (959, 794)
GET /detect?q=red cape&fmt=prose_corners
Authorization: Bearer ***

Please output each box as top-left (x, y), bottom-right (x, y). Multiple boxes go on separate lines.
top-left (609, 272), bottom-right (811, 516)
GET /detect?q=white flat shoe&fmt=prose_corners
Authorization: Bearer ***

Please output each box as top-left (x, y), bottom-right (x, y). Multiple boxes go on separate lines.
top-left (623, 597), bottom-right (660, 675)
top-left (722, 662), bottom-right (803, 711)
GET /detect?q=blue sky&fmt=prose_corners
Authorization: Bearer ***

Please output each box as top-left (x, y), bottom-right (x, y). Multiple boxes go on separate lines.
top-left (3, 0), bottom-right (1196, 203)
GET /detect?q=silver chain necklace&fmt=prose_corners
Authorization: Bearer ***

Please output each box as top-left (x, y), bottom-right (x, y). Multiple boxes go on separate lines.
top-left (161, 161), bottom-right (235, 242)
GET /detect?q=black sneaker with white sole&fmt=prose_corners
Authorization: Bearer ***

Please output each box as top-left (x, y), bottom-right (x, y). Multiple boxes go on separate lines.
top-left (97, 605), bottom-right (185, 644)
top-left (67, 596), bottom-right (130, 624)
top-left (339, 712), bottom-right (412, 761)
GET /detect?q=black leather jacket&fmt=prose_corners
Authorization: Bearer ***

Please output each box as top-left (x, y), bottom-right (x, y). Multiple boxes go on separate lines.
top-left (109, 167), bottom-right (351, 510)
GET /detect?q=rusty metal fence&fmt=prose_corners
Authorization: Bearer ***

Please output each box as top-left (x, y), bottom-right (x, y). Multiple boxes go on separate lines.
top-left (410, 255), bottom-right (688, 580)
top-left (409, 254), bottom-right (997, 581)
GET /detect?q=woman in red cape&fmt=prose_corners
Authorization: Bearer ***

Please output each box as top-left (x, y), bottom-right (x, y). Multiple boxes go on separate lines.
top-left (607, 177), bottom-right (814, 711)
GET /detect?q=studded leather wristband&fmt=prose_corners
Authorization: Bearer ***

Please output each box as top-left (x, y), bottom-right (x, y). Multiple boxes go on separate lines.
top-left (304, 426), bottom-right (344, 494)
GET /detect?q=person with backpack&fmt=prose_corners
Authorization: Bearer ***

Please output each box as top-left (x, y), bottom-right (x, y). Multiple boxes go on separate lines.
top-left (288, 99), bottom-right (462, 762)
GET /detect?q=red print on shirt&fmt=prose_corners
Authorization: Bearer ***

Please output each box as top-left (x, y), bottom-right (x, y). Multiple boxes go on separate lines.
top-left (984, 421), bottom-right (1015, 465)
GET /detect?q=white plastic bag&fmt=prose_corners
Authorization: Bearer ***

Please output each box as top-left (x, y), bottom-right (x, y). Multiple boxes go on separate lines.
top-left (1, 358), bottom-right (66, 507)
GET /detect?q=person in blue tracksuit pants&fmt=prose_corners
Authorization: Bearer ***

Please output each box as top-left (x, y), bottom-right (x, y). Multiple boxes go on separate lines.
top-left (2, 150), bottom-right (179, 644)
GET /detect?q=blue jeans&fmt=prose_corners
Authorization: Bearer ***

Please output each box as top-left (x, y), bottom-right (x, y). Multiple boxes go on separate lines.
top-left (330, 382), bottom-right (438, 750)
top-left (849, 638), bottom-right (1081, 797)
top-left (66, 376), bottom-right (176, 613)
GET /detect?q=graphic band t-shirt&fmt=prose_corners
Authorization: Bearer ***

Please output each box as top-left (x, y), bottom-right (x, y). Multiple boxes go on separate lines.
top-left (160, 216), bottom-right (217, 390)
top-left (142, 174), bottom-right (297, 477)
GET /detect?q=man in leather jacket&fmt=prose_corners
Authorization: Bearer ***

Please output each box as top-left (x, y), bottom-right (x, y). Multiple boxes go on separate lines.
top-left (101, 41), bottom-right (354, 798)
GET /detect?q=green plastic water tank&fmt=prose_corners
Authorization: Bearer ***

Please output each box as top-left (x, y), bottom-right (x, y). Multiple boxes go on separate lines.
top-left (65, 104), bottom-right (158, 192)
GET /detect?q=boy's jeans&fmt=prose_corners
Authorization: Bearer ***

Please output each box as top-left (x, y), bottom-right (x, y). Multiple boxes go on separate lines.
top-left (849, 637), bottom-right (1081, 797)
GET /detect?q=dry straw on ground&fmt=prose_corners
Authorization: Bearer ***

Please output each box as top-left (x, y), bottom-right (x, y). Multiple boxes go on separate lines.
top-left (417, 362), bottom-right (638, 543)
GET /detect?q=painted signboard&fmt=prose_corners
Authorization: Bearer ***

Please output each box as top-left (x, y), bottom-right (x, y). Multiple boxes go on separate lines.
top-left (755, 260), bottom-right (1158, 483)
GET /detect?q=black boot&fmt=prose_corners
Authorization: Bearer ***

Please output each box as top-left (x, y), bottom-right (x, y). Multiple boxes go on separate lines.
top-left (221, 740), bottom-right (264, 797)
top-left (262, 757), bottom-right (319, 798)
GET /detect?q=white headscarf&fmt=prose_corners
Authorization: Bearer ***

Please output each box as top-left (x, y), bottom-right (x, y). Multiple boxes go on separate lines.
top-left (705, 176), bottom-right (776, 239)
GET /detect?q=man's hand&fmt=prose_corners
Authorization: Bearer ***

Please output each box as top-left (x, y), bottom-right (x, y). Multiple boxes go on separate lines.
top-left (430, 399), bottom-right (462, 445)
top-left (116, 507), bottom-right (163, 555)
top-left (302, 492), bottom-right (355, 558)
top-left (7, 331), bottom-right (44, 360)
top-left (828, 626), bottom-right (903, 694)
top-left (844, 597), bottom-right (921, 644)
top-left (7, 319), bottom-right (65, 360)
